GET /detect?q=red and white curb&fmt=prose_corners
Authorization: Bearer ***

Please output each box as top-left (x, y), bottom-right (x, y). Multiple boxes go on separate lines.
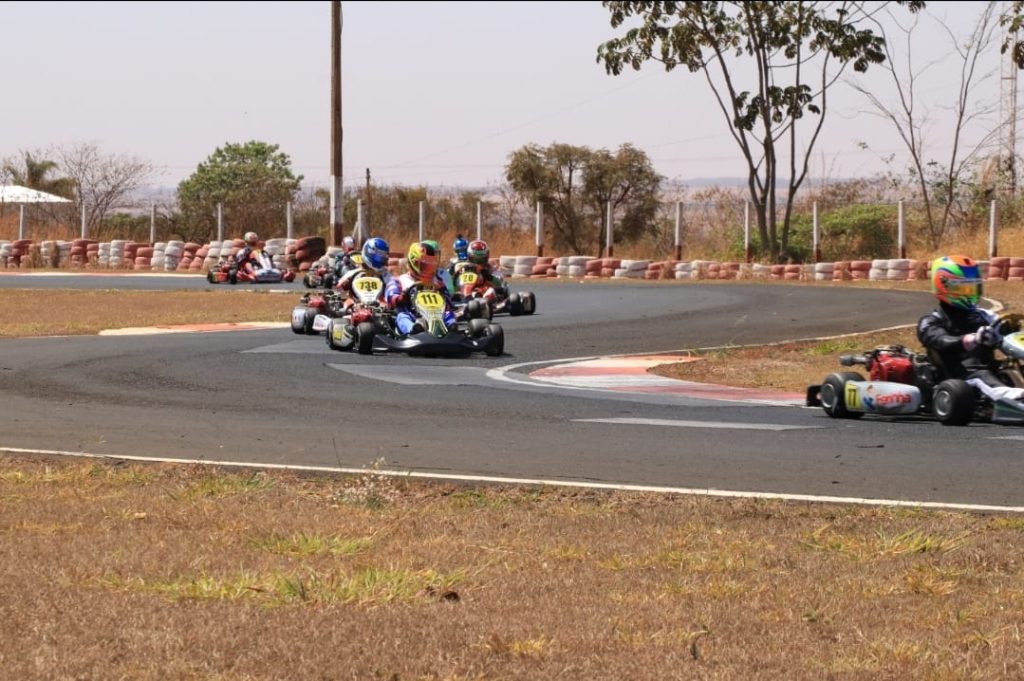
top-left (490, 354), bottom-right (804, 406)
top-left (99, 322), bottom-right (290, 336)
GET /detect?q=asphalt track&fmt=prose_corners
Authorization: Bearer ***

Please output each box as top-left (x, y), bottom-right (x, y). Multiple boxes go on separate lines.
top-left (2, 274), bottom-right (1023, 510)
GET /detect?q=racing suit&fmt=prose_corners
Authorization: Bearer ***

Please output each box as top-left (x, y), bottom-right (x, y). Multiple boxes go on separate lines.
top-left (336, 266), bottom-right (392, 313)
top-left (333, 251), bottom-right (358, 279)
top-left (917, 303), bottom-right (1024, 401)
top-left (385, 273), bottom-right (456, 335)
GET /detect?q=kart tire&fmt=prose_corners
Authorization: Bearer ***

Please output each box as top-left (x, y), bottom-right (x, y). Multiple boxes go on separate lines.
top-left (509, 293), bottom-right (524, 316)
top-left (290, 306), bottom-right (307, 335)
top-left (466, 299), bottom-right (485, 320)
top-left (483, 323), bottom-right (504, 357)
top-left (303, 307), bottom-right (318, 335)
top-left (468, 318), bottom-right (489, 338)
top-left (228, 268), bottom-right (238, 285)
top-left (325, 318), bottom-right (348, 351)
top-left (206, 270), bottom-right (216, 284)
top-left (521, 291), bottom-right (536, 315)
top-left (933, 379), bottom-right (974, 426)
top-left (303, 273), bottom-right (315, 288)
top-left (356, 321), bottom-right (376, 355)
top-left (819, 372), bottom-right (864, 419)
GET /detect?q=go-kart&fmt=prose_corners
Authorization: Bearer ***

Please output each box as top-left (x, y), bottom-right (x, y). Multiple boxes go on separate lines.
top-left (455, 266), bottom-right (536, 317)
top-left (806, 324), bottom-right (1024, 426)
top-left (290, 290), bottom-right (346, 335)
top-left (208, 249), bottom-right (295, 285)
top-left (303, 253), bottom-right (361, 289)
top-left (324, 274), bottom-right (389, 352)
top-left (356, 286), bottom-right (504, 357)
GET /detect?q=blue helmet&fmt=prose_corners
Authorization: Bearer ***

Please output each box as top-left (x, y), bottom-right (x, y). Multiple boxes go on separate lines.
top-left (361, 237), bottom-right (390, 273)
top-left (453, 235), bottom-right (469, 262)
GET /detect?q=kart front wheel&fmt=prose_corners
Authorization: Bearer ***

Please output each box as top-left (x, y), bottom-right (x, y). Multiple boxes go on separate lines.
top-left (356, 321), bottom-right (376, 355)
top-left (933, 379), bottom-right (974, 426)
top-left (509, 293), bottom-right (524, 316)
top-left (819, 372), bottom-right (864, 419)
top-left (483, 323), bottom-right (504, 357)
top-left (303, 307), bottom-right (318, 335)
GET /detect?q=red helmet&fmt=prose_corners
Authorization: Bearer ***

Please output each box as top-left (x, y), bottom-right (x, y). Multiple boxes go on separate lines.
top-left (467, 240), bottom-right (489, 266)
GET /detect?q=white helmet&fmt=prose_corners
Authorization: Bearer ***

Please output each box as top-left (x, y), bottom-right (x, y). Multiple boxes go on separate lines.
top-left (342, 235), bottom-right (355, 252)
top-left (244, 231), bottom-right (259, 246)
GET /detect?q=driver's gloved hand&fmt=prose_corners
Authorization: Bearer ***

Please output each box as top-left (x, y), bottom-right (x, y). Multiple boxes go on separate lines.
top-left (977, 325), bottom-right (1002, 348)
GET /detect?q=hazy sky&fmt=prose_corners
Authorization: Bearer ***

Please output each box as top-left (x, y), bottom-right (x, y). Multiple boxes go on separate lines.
top-left (0, 1), bottom-right (1007, 191)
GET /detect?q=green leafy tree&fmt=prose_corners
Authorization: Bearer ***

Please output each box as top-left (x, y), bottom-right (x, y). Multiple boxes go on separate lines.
top-left (177, 141), bottom-right (303, 241)
top-left (2, 150), bottom-right (75, 197)
top-left (505, 142), bottom-right (662, 254)
top-left (597, 1), bottom-right (923, 261)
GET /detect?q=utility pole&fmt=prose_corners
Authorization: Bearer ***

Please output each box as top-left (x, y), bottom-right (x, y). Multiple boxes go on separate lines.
top-left (365, 167), bottom-right (371, 242)
top-left (330, 1), bottom-right (344, 246)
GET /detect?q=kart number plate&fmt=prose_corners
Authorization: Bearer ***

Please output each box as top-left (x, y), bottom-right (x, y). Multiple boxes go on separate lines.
top-left (354, 278), bottom-right (382, 294)
top-left (459, 272), bottom-right (478, 285)
top-left (415, 291), bottom-right (445, 312)
top-left (844, 382), bottom-right (861, 410)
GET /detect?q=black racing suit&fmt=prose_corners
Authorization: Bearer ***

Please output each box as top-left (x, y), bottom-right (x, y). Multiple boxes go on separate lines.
top-left (916, 303), bottom-right (1005, 388)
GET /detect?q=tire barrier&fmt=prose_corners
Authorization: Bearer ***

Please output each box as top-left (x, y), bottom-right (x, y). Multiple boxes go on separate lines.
top-left (4, 239), bottom-right (1024, 289)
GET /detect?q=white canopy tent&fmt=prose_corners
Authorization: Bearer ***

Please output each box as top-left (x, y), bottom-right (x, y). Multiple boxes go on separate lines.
top-left (0, 184), bottom-right (72, 204)
top-left (1, 184), bottom-right (72, 240)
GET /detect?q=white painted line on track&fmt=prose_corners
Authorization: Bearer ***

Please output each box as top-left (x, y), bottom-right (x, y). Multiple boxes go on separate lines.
top-left (992, 435), bottom-right (1024, 441)
top-left (573, 417), bottom-right (818, 431)
top-left (3, 445), bottom-right (1022, 514)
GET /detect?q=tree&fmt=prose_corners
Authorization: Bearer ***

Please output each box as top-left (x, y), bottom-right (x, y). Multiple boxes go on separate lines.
top-left (177, 141), bottom-right (303, 240)
top-left (505, 142), bottom-right (662, 254)
top-left (852, 2), bottom-right (999, 249)
top-left (54, 143), bottom-right (155, 235)
top-left (2, 150), bottom-right (75, 197)
top-left (1000, 1), bottom-right (1024, 68)
top-left (597, 1), bottom-right (923, 261)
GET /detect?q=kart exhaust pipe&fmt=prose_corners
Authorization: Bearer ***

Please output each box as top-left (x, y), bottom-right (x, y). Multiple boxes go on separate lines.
top-left (839, 354), bottom-right (868, 367)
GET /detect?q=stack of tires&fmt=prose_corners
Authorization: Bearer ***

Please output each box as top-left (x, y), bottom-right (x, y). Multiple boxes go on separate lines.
top-left (555, 255), bottom-right (591, 278)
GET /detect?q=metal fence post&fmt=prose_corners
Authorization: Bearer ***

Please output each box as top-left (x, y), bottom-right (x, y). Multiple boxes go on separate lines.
top-left (606, 202), bottom-right (614, 258)
top-left (150, 204), bottom-right (156, 245)
top-left (897, 200), bottom-right (906, 259)
top-left (476, 201), bottom-right (483, 241)
top-left (744, 201), bottom-right (751, 264)
top-left (812, 201), bottom-right (820, 263)
top-left (674, 201), bottom-right (683, 261)
top-left (535, 201), bottom-right (544, 257)
top-left (286, 201), bottom-right (293, 240)
top-left (217, 203), bottom-right (223, 242)
top-left (418, 201), bottom-right (425, 242)
top-left (80, 202), bottom-right (87, 240)
top-left (990, 199), bottom-right (999, 259)
top-left (356, 199), bottom-right (364, 245)
top-left (18, 205), bottom-right (25, 240)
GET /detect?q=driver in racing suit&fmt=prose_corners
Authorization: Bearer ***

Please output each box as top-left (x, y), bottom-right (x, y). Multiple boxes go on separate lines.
top-left (332, 235), bottom-right (358, 280)
top-left (462, 239), bottom-right (507, 304)
top-left (385, 241), bottom-right (456, 335)
top-left (336, 236), bottom-right (392, 313)
top-left (917, 255), bottom-right (1024, 402)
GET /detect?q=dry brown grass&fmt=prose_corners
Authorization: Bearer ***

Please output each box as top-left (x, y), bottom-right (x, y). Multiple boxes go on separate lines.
top-left (0, 289), bottom-right (296, 338)
top-left (653, 281), bottom-right (1024, 392)
top-left (1, 456), bottom-right (1022, 680)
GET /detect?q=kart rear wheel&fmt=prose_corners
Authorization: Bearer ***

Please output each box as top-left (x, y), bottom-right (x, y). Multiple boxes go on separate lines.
top-left (520, 291), bottom-right (536, 315)
top-left (206, 270), bottom-right (216, 284)
top-left (483, 323), bottom-right (504, 357)
top-left (466, 299), bottom-right (485, 320)
top-left (356, 321), bottom-right (376, 355)
top-left (468, 318), bottom-right (489, 338)
top-left (303, 307), bottom-right (318, 335)
top-left (509, 293), bottom-right (524, 316)
top-left (819, 372), bottom-right (864, 419)
top-left (290, 306), bottom-right (307, 335)
top-left (933, 379), bottom-right (974, 426)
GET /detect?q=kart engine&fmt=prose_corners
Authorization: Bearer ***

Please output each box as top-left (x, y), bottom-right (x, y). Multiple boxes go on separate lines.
top-left (869, 350), bottom-right (914, 384)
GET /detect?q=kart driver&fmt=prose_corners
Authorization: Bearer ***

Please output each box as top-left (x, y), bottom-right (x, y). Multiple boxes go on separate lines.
top-left (463, 239), bottom-right (507, 303)
top-left (236, 231), bottom-right (262, 267)
top-left (917, 255), bottom-right (1024, 402)
top-left (332, 235), bottom-right (358, 279)
top-left (336, 236), bottom-right (392, 312)
top-left (385, 241), bottom-right (456, 335)
top-left (448, 234), bottom-right (472, 279)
